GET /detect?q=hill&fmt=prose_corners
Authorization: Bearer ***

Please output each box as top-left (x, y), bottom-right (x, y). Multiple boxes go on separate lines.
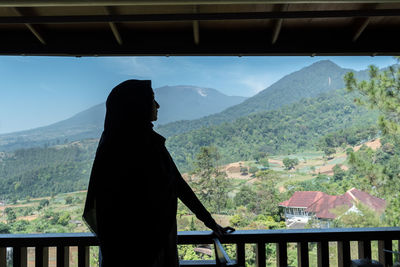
top-left (156, 60), bottom-right (369, 137)
top-left (0, 139), bottom-right (97, 199)
top-left (0, 86), bottom-right (245, 151)
top-left (165, 88), bottom-right (379, 171)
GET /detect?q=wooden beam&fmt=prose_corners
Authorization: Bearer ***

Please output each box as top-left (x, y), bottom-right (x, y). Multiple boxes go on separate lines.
top-left (104, 7), bottom-right (123, 45)
top-left (352, 17), bottom-right (370, 42)
top-left (10, 7), bottom-right (46, 45)
top-left (271, 4), bottom-right (289, 44)
top-left (1, 0), bottom-right (400, 7)
top-left (193, 6), bottom-right (200, 45)
top-left (2, 9), bottom-right (400, 24)
top-left (272, 19), bottom-right (283, 44)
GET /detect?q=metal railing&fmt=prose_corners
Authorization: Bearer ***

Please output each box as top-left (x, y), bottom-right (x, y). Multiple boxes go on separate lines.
top-left (0, 227), bottom-right (399, 267)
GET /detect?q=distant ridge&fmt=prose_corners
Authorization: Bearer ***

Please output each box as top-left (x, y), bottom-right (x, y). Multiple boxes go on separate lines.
top-left (154, 85), bottom-right (247, 125)
top-left (0, 85), bottom-right (246, 151)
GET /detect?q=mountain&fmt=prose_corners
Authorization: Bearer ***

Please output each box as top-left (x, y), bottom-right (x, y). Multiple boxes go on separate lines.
top-left (156, 60), bottom-right (369, 137)
top-left (0, 139), bottom-right (98, 199)
top-left (154, 85), bottom-right (247, 125)
top-left (165, 88), bottom-right (379, 171)
top-left (0, 103), bottom-right (105, 151)
top-left (0, 86), bottom-right (246, 151)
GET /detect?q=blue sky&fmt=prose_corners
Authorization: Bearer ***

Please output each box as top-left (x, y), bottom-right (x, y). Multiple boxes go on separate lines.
top-left (0, 55), bottom-right (397, 134)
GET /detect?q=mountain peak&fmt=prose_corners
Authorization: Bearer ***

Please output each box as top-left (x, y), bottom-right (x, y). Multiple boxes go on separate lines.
top-left (308, 60), bottom-right (341, 69)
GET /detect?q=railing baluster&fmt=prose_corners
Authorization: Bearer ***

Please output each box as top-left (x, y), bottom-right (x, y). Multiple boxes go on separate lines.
top-left (378, 240), bottom-right (393, 267)
top-left (35, 246), bottom-right (49, 267)
top-left (236, 242), bottom-right (245, 266)
top-left (338, 241), bottom-right (350, 267)
top-left (0, 247), bottom-right (6, 266)
top-left (78, 246), bottom-right (89, 267)
top-left (256, 242), bottom-right (266, 267)
top-left (397, 240), bottom-right (400, 264)
top-left (297, 241), bottom-right (309, 267)
top-left (358, 240), bottom-right (371, 259)
top-left (276, 242), bottom-right (287, 267)
top-left (317, 241), bottom-right (329, 267)
top-left (13, 247), bottom-right (28, 267)
top-left (57, 246), bottom-right (70, 267)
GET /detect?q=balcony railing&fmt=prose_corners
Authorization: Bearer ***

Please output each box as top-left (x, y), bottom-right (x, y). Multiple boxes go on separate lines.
top-left (0, 227), bottom-right (399, 267)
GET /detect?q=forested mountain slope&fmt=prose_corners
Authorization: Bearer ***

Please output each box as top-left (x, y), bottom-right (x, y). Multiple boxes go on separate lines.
top-left (0, 140), bottom-right (97, 199)
top-left (157, 60), bottom-right (368, 138)
top-left (165, 88), bottom-right (378, 171)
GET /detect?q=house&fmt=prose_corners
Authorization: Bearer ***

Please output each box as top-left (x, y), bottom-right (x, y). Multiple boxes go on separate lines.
top-left (279, 188), bottom-right (386, 228)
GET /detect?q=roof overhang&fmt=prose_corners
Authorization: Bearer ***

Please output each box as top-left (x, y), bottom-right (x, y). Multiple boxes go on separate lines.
top-left (1, 0), bottom-right (400, 56)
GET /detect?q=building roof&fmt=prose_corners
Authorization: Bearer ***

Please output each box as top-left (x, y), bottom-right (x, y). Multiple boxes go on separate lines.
top-left (280, 188), bottom-right (386, 219)
top-left (1, 1), bottom-right (400, 56)
top-left (279, 191), bottom-right (326, 208)
top-left (306, 193), bottom-right (353, 219)
top-left (347, 188), bottom-right (386, 212)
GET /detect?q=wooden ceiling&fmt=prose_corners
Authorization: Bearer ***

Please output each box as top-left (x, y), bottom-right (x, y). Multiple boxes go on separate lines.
top-left (1, 0), bottom-right (400, 56)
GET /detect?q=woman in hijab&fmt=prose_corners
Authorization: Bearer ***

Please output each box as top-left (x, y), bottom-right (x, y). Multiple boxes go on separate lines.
top-left (83, 80), bottom-right (233, 267)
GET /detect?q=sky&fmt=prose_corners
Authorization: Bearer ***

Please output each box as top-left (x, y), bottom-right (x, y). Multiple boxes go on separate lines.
top-left (0, 55), bottom-right (398, 134)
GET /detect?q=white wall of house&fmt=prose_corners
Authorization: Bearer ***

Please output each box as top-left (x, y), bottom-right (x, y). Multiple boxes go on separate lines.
top-left (283, 207), bottom-right (311, 218)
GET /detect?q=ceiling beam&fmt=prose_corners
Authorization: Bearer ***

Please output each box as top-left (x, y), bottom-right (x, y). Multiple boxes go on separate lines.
top-left (352, 17), bottom-right (370, 42)
top-left (271, 4), bottom-right (289, 44)
top-left (1, 9), bottom-right (400, 24)
top-left (272, 19), bottom-right (283, 44)
top-left (1, 0), bottom-right (400, 7)
top-left (10, 7), bottom-right (46, 45)
top-left (104, 7), bottom-right (123, 45)
top-left (193, 5), bottom-right (200, 45)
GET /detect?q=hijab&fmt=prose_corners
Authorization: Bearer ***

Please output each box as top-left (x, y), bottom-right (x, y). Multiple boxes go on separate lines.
top-left (83, 79), bottom-right (155, 233)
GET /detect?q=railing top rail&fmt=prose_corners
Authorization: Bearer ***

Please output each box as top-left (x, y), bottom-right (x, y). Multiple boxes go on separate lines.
top-left (177, 227), bottom-right (400, 244)
top-left (0, 232), bottom-right (98, 247)
top-left (0, 227), bottom-right (399, 246)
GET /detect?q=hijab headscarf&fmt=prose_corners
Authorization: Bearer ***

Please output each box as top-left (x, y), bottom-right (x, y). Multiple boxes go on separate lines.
top-left (83, 79), bottom-right (155, 233)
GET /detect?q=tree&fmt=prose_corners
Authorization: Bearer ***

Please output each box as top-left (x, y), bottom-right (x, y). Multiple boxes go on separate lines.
top-left (57, 212), bottom-right (71, 226)
top-left (65, 196), bottom-right (73, 204)
top-left (38, 199), bottom-right (50, 209)
top-left (332, 164), bottom-right (346, 182)
top-left (191, 146), bottom-right (230, 213)
top-left (249, 166), bottom-right (259, 176)
top-left (0, 222), bottom-right (10, 234)
top-left (344, 58), bottom-right (400, 226)
top-left (323, 147), bottom-right (336, 159)
top-left (5, 208), bottom-right (16, 224)
top-left (259, 158), bottom-right (269, 168)
top-left (345, 57), bottom-right (400, 139)
top-left (234, 186), bottom-right (257, 211)
top-left (282, 158), bottom-right (299, 170)
top-left (253, 151), bottom-right (267, 163)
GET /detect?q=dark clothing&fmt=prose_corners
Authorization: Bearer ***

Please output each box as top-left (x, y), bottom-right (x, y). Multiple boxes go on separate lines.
top-left (83, 80), bottom-right (216, 267)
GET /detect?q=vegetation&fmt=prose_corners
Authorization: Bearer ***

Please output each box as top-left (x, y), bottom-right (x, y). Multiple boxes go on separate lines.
top-left (0, 140), bottom-right (97, 199)
top-left (166, 88), bottom-right (378, 172)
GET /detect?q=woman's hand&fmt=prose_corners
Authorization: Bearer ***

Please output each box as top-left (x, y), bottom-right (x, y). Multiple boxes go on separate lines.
top-left (212, 224), bottom-right (235, 239)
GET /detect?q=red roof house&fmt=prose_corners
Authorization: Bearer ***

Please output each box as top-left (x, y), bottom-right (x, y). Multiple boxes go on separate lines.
top-left (279, 191), bottom-right (326, 208)
top-left (279, 188), bottom-right (386, 221)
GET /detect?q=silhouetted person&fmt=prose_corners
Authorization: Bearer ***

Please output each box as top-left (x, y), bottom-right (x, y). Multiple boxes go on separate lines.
top-left (83, 80), bottom-right (233, 267)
